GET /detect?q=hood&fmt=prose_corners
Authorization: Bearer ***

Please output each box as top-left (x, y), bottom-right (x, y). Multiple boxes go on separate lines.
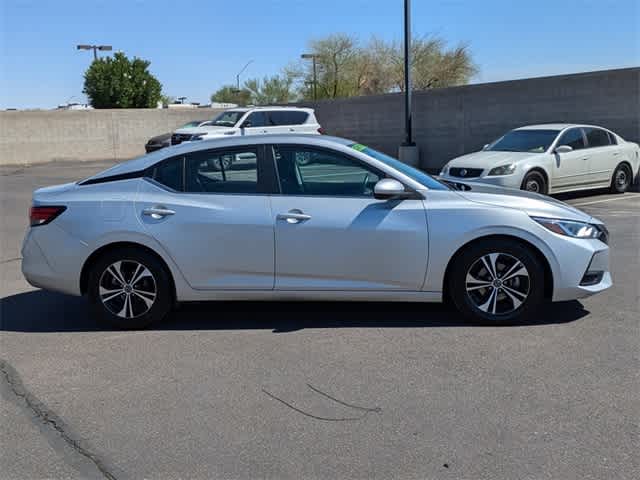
top-left (147, 132), bottom-right (171, 144)
top-left (453, 182), bottom-right (593, 223)
top-left (174, 125), bottom-right (236, 135)
top-left (447, 150), bottom-right (537, 168)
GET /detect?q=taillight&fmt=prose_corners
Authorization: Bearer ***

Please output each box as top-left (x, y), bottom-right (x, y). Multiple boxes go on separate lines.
top-left (317, 127), bottom-right (326, 135)
top-left (29, 206), bottom-right (66, 227)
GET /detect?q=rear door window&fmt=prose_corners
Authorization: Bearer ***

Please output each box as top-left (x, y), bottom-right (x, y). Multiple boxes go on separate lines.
top-left (268, 111), bottom-right (309, 126)
top-left (151, 157), bottom-right (183, 191)
top-left (584, 128), bottom-right (612, 148)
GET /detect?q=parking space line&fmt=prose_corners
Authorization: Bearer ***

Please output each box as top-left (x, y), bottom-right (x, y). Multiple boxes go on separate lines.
top-left (570, 194), bottom-right (640, 207)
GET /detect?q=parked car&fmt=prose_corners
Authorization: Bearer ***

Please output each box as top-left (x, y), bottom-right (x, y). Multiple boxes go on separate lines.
top-left (439, 124), bottom-right (640, 194)
top-left (145, 120), bottom-right (213, 153)
top-left (170, 107), bottom-right (323, 146)
top-left (22, 135), bottom-right (611, 329)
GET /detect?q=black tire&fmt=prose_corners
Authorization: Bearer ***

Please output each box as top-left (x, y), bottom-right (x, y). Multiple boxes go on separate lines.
top-left (87, 247), bottom-right (173, 329)
top-left (448, 239), bottom-right (545, 325)
top-left (609, 163), bottom-right (632, 194)
top-left (521, 170), bottom-right (548, 195)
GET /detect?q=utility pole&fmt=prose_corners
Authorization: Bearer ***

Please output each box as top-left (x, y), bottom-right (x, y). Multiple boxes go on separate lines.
top-left (301, 53), bottom-right (318, 101)
top-left (398, 0), bottom-right (420, 167)
top-left (76, 44), bottom-right (112, 60)
top-left (236, 60), bottom-right (253, 91)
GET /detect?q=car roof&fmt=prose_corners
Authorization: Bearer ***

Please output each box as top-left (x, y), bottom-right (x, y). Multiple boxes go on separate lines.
top-left (514, 123), bottom-right (609, 131)
top-left (82, 135), bottom-right (355, 182)
top-left (225, 106), bottom-right (314, 112)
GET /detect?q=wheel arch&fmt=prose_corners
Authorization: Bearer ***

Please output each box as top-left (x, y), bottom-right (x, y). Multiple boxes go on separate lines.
top-left (442, 234), bottom-right (554, 303)
top-left (80, 241), bottom-right (176, 303)
top-left (521, 166), bottom-right (550, 190)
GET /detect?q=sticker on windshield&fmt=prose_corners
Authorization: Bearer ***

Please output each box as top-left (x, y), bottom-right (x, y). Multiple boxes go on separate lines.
top-left (351, 143), bottom-right (367, 152)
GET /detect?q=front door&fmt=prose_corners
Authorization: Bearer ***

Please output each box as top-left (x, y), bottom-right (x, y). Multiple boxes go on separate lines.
top-left (137, 146), bottom-right (275, 290)
top-left (552, 127), bottom-right (590, 190)
top-left (269, 144), bottom-right (429, 291)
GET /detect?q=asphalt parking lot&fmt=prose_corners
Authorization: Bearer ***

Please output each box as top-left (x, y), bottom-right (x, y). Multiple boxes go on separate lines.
top-left (1, 161), bottom-right (638, 480)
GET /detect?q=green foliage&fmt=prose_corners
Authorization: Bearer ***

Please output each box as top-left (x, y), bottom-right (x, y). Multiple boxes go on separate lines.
top-left (210, 85), bottom-right (252, 106)
top-left (243, 73), bottom-right (296, 105)
top-left (83, 52), bottom-right (162, 108)
top-left (293, 33), bottom-right (477, 100)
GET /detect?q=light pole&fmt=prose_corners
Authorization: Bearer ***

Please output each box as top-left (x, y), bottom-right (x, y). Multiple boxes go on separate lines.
top-left (76, 44), bottom-right (112, 60)
top-left (398, 0), bottom-right (420, 166)
top-left (301, 53), bottom-right (318, 101)
top-left (236, 60), bottom-right (253, 91)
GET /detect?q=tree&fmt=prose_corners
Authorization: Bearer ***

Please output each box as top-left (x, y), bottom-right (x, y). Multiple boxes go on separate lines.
top-left (83, 52), bottom-right (162, 108)
top-left (244, 73), bottom-right (297, 105)
top-left (295, 33), bottom-right (477, 100)
top-left (160, 94), bottom-right (175, 106)
top-left (210, 85), bottom-right (252, 106)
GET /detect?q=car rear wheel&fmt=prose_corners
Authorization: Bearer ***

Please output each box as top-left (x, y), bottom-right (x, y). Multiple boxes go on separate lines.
top-left (521, 171), bottom-right (548, 195)
top-left (448, 239), bottom-right (545, 325)
top-left (88, 247), bottom-right (172, 329)
top-left (609, 163), bottom-right (632, 194)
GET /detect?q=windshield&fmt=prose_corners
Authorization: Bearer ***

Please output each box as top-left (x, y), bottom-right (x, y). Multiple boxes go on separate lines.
top-left (181, 120), bottom-right (203, 128)
top-left (211, 111), bottom-right (245, 127)
top-left (350, 144), bottom-right (449, 190)
top-left (487, 129), bottom-right (559, 153)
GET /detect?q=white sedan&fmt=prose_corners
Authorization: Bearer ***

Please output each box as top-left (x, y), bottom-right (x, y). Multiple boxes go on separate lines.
top-left (439, 124), bottom-right (640, 194)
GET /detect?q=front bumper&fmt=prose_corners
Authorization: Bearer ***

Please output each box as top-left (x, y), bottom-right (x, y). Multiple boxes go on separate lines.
top-left (550, 241), bottom-right (612, 301)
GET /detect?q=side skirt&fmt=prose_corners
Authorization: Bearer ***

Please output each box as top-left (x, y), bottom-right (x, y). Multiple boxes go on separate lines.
top-left (177, 289), bottom-right (442, 303)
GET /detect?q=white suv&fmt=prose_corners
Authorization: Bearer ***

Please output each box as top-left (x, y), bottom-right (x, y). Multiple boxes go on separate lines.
top-left (171, 107), bottom-right (323, 145)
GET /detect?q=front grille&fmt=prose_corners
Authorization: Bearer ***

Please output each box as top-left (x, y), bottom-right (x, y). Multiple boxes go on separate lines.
top-left (449, 167), bottom-right (483, 178)
top-left (171, 133), bottom-right (192, 145)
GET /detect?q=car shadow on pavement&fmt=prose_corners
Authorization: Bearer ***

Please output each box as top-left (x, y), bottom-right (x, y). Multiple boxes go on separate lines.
top-left (1, 290), bottom-right (590, 333)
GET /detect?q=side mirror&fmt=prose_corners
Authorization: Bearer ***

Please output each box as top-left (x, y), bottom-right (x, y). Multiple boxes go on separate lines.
top-left (482, 144), bottom-right (489, 151)
top-left (240, 121), bottom-right (252, 128)
top-left (555, 145), bottom-right (573, 154)
top-left (373, 178), bottom-right (412, 200)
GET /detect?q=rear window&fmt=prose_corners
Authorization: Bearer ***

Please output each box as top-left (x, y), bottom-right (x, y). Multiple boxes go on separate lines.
top-left (268, 111), bottom-right (309, 126)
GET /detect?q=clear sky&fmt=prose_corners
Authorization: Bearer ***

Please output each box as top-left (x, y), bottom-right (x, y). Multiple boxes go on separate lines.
top-left (1, 0), bottom-right (638, 109)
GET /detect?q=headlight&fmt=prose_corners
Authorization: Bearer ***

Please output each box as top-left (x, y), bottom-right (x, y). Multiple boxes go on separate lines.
top-left (440, 163), bottom-right (450, 175)
top-left (487, 164), bottom-right (516, 176)
top-left (531, 217), bottom-right (607, 241)
top-left (191, 133), bottom-right (207, 141)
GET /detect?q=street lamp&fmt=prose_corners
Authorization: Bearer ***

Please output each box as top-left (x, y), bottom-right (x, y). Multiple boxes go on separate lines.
top-left (76, 44), bottom-right (112, 60)
top-left (301, 53), bottom-right (318, 101)
top-left (398, 0), bottom-right (419, 167)
top-left (236, 60), bottom-right (253, 91)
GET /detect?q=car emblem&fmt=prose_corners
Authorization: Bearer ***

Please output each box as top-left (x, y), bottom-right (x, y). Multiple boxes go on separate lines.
top-left (460, 169), bottom-right (467, 177)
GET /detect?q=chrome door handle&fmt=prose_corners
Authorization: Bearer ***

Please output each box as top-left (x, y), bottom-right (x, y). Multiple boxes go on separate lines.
top-left (143, 207), bottom-right (175, 219)
top-left (277, 211), bottom-right (311, 224)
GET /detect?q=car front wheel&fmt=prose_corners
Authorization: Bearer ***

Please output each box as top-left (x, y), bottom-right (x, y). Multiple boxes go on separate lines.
top-left (521, 170), bottom-right (548, 194)
top-left (448, 239), bottom-right (545, 325)
top-left (88, 247), bottom-right (172, 329)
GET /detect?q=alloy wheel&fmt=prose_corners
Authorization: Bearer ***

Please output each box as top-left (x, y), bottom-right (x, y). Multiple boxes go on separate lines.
top-left (98, 260), bottom-right (157, 319)
top-left (465, 253), bottom-right (530, 316)
top-left (615, 168), bottom-right (629, 190)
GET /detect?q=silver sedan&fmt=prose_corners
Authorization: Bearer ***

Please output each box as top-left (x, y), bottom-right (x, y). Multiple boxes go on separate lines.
top-left (22, 135), bottom-right (611, 328)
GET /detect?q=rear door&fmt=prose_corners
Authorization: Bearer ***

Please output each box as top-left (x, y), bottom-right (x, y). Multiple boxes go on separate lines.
top-left (269, 144), bottom-right (429, 291)
top-left (551, 127), bottom-right (590, 189)
top-left (136, 146), bottom-right (276, 290)
top-left (268, 111), bottom-right (311, 134)
top-left (583, 127), bottom-right (617, 185)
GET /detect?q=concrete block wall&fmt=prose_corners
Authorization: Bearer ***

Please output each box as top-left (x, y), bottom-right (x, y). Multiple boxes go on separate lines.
top-left (0, 108), bottom-right (222, 166)
top-left (302, 67), bottom-right (640, 171)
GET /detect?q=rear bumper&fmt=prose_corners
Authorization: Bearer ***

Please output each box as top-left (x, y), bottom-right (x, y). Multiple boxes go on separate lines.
top-left (21, 226), bottom-right (85, 296)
